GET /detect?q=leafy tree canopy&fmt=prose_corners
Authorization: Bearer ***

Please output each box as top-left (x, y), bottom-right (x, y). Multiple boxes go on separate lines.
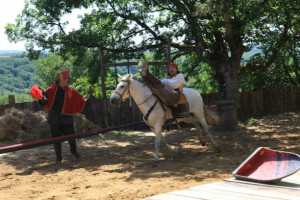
top-left (6, 0), bottom-right (299, 102)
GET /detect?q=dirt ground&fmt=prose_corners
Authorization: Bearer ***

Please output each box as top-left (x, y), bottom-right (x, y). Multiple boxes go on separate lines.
top-left (0, 112), bottom-right (299, 200)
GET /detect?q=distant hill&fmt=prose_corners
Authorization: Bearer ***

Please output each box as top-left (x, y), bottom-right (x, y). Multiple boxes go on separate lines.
top-left (0, 53), bottom-right (40, 97)
top-left (0, 50), bottom-right (26, 55)
top-left (242, 46), bottom-right (262, 61)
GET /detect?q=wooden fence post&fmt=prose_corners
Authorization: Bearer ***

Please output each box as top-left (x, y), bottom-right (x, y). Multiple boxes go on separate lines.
top-left (8, 95), bottom-right (15, 105)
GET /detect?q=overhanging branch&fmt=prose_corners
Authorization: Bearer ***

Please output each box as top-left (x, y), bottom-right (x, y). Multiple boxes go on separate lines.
top-left (239, 21), bottom-right (291, 77)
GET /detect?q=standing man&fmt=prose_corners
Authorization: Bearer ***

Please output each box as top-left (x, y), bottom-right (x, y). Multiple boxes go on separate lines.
top-left (43, 69), bottom-right (87, 163)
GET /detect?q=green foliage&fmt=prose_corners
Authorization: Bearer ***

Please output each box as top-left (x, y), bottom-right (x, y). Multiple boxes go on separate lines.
top-left (34, 53), bottom-right (74, 89)
top-left (0, 96), bottom-right (8, 105)
top-left (34, 52), bottom-right (120, 98)
top-left (179, 53), bottom-right (219, 94)
top-left (0, 94), bottom-right (34, 104)
top-left (240, 62), bottom-right (300, 92)
top-left (0, 54), bottom-right (40, 98)
top-left (107, 130), bottom-right (135, 140)
top-left (241, 39), bottom-right (300, 91)
top-left (4, 0), bottom-right (299, 101)
top-left (15, 94), bottom-right (35, 103)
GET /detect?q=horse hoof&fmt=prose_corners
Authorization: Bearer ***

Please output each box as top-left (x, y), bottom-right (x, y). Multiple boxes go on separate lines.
top-left (150, 159), bottom-right (158, 167)
top-left (215, 146), bottom-right (222, 153)
top-left (177, 148), bottom-right (183, 156)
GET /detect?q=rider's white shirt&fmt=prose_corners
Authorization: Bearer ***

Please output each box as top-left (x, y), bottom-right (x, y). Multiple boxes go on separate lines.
top-left (161, 73), bottom-right (186, 89)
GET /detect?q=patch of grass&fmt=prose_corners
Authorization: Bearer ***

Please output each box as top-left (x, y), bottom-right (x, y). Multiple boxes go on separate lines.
top-left (107, 130), bottom-right (136, 139)
top-left (238, 117), bottom-right (256, 127)
top-left (80, 129), bottom-right (137, 143)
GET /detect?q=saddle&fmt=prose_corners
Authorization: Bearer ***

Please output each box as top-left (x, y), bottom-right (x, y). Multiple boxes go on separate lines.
top-left (163, 93), bottom-right (190, 120)
top-left (142, 74), bottom-right (190, 119)
top-left (172, 86), bottom-right (189, 119)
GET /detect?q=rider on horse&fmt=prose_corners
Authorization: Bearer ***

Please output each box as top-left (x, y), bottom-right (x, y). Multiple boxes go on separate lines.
top-left (138, 61), bottom-right (189, 118)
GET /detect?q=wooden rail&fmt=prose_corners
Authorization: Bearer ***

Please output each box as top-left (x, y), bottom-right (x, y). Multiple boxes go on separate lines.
top-left (0, 87), bottom-right (299, 128)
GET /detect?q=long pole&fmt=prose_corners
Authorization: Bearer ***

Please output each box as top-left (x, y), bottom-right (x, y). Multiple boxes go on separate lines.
top-left (0, 121), bottom-right (145, 154)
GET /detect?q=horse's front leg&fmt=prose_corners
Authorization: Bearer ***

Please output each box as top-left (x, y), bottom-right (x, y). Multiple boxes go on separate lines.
top-left (153, 127), bottom-right (162, 162)
top-left (153, 127), bottom-right (180, 161)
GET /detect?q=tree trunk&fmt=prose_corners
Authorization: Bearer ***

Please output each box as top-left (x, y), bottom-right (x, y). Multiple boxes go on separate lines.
top-left (209, 54), bottom-right (241, 130)
top-left (209, 57), bottom-right (240, 104)
top-left (221, 63), bottom-right (240, 104)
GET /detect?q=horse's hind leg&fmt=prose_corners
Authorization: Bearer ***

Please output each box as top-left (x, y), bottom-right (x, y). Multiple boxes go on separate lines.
top-left (162, 140), bottom-right (179, 154)
top-left (161, 126), bottom-right (179, 152)
top-left (191, 119), bottom-right (206, 146)
top-left (194, 114), bottom-right (220, 150)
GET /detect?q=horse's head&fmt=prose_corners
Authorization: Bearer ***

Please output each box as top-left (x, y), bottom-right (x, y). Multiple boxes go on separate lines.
top-left (110, 73), bottom-right (131, 105)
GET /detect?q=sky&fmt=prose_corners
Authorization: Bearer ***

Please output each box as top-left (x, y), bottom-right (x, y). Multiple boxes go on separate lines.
top-left (0, 0), bottom-right (87, 51)
top-left (0, 0), bottom-right (26, 50)
top-left (0, 1), bottom-right (145, 51)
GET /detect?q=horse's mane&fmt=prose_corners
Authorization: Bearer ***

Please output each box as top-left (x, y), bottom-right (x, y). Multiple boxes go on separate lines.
top-left (129, 75), bottom-right (153, 94)
top-left (130, 75), bottom-right (146, 85)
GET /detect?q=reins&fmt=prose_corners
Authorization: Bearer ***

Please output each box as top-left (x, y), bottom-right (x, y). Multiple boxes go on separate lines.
top-left (115, 78), bottom-right (165, 123)
top-left (131, 82), bottom-right (160, 121)
top-left (144, 99), bottom-right (158, 121)
top-left (137, 94), bottom-right (153, 106)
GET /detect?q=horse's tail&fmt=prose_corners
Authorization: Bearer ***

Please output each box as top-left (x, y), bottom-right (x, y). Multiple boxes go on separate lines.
top-left (204, 105), bottom-right (219, 125)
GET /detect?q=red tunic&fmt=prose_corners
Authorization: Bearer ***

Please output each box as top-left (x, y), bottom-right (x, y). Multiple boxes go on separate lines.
top-left (44, 84), bottom-right (87, 115)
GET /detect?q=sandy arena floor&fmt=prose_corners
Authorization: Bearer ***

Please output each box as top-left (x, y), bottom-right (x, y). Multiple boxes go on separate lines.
top-left (0, 112), bottom-right (299, 200)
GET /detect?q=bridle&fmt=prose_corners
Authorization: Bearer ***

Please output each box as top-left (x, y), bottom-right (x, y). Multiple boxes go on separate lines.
top-left (114, 79), bottom-right (154, 106)
top-left (114, 79), bottom-right (130, 103)
top-left (113, 78), bottom-right (162, 123)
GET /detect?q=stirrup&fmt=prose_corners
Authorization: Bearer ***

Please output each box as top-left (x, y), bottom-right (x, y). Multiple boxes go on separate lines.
top-left (170, 106), bottom-right (181, 128)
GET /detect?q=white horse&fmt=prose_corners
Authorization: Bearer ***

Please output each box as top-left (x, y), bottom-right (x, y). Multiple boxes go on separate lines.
top-left (110, 74), bottom-right (220, 162)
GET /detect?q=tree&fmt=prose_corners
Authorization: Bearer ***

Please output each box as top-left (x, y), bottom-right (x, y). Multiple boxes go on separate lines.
top-left (6, 0), bottom-right (299, 106)
top-left (34, 52), bottom-right (115, 98)
top-left (34, 53), bottom-right (74, 88)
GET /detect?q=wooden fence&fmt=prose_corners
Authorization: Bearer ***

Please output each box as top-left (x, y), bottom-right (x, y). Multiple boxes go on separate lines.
top-left (0, 87), bottom-right (299, 128)
top-left (238, 87), bottom-right (300, 119)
